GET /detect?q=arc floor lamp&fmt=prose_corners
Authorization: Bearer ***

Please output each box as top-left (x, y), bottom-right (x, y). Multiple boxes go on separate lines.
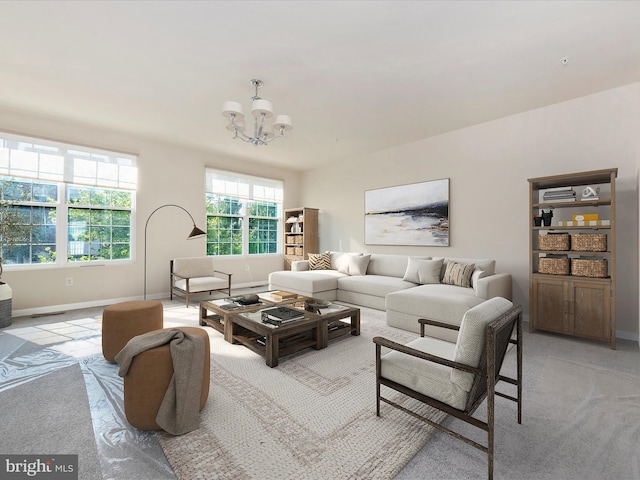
top-left (143, 204), bottom-right (207, 299)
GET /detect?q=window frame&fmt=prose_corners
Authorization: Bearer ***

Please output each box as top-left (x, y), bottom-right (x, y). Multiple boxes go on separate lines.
top-left (205, 169), bottom-right (283, 257)
top-left (0, 131), bottom-right (137, 270)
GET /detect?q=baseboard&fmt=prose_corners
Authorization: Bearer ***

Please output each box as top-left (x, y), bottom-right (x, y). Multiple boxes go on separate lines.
top-left (11, 281), bottom-right (269, 318)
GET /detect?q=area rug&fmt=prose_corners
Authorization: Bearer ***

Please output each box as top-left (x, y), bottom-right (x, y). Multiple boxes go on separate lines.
top-left (157, 306), bottom-right (447, 479)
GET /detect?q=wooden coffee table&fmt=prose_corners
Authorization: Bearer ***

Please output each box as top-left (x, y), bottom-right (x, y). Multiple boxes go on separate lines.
top-left (199, 292), bottom-right (360, 367)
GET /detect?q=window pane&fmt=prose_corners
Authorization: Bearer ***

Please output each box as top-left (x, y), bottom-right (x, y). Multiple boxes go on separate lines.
top-left (67, 186), bottom-right (91, 205)
top-left (249, 218), bottom-right (278, 255)
top-left (0, 205), bottom-right (56, 265)
top-left (68, 207), bottom-right (131, 262)
top-left (206, 216), bottom-right (242, 256)
top-left (206, 194), bottom-right (243, 215)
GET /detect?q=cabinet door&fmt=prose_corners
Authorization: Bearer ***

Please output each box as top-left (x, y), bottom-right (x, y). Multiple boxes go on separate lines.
top-left (532, 279), bottom-right (567, 333)
top-left (569, 281), bottom-right (611, 340)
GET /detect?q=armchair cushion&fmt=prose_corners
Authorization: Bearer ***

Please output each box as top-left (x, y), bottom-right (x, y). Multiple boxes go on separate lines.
top-left (173, 277), bottom-right (230, 294)
top-left (450, 297), bottom-right (514, 391)
top-left (172, 257), bottom-right (215, 278)
top-left (380, 336), bottom-right (469, 410)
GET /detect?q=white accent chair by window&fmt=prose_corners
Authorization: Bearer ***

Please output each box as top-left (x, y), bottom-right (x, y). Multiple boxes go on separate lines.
top-left (374, 297), bottom-right (522, 480)
top-left (170, 257), bottom-right (232, 307)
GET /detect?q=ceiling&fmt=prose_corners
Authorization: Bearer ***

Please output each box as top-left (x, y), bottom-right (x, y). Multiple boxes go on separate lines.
top-left (1, 1), bottom-right (639, 171)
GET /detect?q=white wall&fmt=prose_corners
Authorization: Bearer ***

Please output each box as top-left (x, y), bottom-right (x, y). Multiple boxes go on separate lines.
top-left (300, 82), bottom-right (640, 340)
top-left (0, 108), bottom-right (302, 314)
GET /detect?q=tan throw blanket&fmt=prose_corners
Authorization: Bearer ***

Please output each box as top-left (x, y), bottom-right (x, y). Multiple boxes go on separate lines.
top-left (115, 329), bottom-right (205, 435)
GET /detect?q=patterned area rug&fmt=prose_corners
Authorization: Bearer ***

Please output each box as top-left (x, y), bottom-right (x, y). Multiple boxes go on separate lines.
top-left (157, 306), bottom-right (447, 479)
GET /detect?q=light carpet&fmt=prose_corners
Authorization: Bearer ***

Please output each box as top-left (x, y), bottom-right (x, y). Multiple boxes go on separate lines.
top-left (157, 306), bottom-right (447, 480)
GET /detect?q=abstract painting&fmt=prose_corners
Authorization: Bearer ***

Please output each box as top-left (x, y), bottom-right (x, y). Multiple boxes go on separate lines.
top-left (365, 178), bottom-right (449, 246)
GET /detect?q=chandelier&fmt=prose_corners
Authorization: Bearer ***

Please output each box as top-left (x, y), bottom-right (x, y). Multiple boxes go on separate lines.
top-left (222, 79), bottom-right (293, 146)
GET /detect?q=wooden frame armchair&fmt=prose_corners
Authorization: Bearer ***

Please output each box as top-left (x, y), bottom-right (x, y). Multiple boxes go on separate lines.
top-left (170, 257), bottom-right (232, 307)
top-left (374, 298), bottom-right (522, 480)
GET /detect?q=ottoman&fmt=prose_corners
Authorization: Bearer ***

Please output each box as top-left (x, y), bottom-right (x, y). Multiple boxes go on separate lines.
top-left (102, 300), bottom-right (164, 362)
top-left (122, 326), bottom-right (210, 431)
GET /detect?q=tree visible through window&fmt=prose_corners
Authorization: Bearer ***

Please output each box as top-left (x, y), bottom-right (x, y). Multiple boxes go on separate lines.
top-left (205, 170), bottom-right (282, 256)
top-left (0, 131), bottom-right (137, 267)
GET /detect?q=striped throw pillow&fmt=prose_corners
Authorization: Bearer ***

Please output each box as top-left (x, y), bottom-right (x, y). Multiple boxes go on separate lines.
top-left (442, 262), bottom-right (475, 288)
top-left (308, 252), bottom-right (331, 270)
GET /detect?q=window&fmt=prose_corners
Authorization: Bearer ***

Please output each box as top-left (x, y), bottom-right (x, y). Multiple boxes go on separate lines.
top-left (205, 169), bottom-right (282, 256)
top-left (0, 132), bottom-right (137, 267)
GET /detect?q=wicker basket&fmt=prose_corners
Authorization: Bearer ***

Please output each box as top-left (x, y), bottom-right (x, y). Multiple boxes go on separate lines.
top-left (571, 258), bottom-right (608, 278)
top-left (571, 233), bottom-right (607, 252)
top-left (539, 233), bottom-right (570, 251)
top-left (538, 257), bottom-right (570, 275)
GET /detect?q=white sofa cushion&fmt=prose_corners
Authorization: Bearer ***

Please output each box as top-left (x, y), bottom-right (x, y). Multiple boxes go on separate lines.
top-left (381, 336), bottom-right (468, 410)
top-left (268, 270), bottom-right (345, 293)
top-left (385, 284), bottom-right (484, 326)
top-left (338, 275), bottom-right (416, 298)
top-left (368, 253), bottom-right (420, 278)
top-left (450, 297), bottom-right (514, 391)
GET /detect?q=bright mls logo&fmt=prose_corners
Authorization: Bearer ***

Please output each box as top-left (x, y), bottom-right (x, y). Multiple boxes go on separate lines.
top-left (1, 455), bottom-right (78, 479)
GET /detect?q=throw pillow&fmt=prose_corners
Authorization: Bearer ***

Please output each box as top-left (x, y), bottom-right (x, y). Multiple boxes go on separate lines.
top-left (308, 252), bottom-right (331, 270)
top-left (402, 257), bottom-right (432, 283)
top-left (418, 258), bottom-right (444, 284)
top-left (348, 254), bottom-right (371, 276)
top-left (336, 253), bottom-right (362, 273)
top-left (337, 253), bottom-right (371, 275)
top-left (471, 268), bottom-right (486, 290)
top-left (442, 262), bottom-right (475, 288)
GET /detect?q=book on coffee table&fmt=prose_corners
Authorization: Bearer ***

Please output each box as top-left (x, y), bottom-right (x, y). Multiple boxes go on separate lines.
top-left (261, 306), bottom-right (305, 325)
top-left (270, 290), bottom-right (298, 300)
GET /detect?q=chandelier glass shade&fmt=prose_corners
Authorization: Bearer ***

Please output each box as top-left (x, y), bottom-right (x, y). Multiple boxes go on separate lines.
top-left (222, 79), bottom-right (293, 146)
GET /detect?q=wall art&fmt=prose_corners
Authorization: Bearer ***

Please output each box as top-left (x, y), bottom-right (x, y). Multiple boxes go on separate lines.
top-left (365, 178), bottom-right (449, 246)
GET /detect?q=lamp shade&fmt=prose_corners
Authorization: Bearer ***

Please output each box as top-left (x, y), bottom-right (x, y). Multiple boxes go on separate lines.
top-left (273, 114), bottom-right (293, 131)
top-left (226, 118), bottom-right (246, 132)
top-left (251, 99), bottom-right (274, 118)
top-left (222, 101), bottom-right (244, 120)
top-left (188, 225), bottom-right (207, 239)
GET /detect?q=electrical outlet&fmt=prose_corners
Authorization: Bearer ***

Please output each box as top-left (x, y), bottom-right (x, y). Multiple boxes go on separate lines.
top-left (65, 277), bottom-right (73, 287)
top-left (244, 265), bottom-right (250, 271)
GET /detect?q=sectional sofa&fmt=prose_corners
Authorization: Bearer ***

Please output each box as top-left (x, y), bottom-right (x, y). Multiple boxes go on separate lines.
top-left (268, 251), bottom-right (512, 341)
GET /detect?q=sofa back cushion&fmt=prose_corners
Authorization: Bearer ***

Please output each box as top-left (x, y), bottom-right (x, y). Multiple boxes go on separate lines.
top-left (368, 254), bottom-right (420, 278)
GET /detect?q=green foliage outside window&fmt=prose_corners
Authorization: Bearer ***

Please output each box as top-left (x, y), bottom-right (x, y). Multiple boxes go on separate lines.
top-left (206, 195), bottom-right (279, 256)
top-left (0, 178), bottom-right (54, 268)
top-left (67, 187), bottom-right (132, 262)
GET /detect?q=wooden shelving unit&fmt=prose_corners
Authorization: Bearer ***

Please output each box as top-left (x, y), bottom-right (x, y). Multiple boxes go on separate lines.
top-left (528, 168), bottom-right (617, 349)
top-left (283, 207), bottom-right (319, 270)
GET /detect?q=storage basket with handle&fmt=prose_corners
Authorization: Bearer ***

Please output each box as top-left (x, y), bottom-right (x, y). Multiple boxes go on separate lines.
top-left (570, 233), bottom-right (607, 252)
top-left (571, 258), bottom-right (608, 277)
top-left (538, 256), bottom-right (570, 275)
top-left (539, 233), bottom-right (570, 251)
